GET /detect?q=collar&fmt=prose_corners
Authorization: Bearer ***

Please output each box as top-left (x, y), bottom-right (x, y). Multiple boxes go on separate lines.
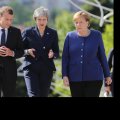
top-left (0, 26), bottom-right (8, 31)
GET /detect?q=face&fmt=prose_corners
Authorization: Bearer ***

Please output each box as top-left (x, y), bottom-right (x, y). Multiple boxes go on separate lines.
top-left (74, 16), bottom-right (89, 32)
top-left (0, 12), bottom-right (14, 28)
top-left (35, 16), bottom-right (48, 29)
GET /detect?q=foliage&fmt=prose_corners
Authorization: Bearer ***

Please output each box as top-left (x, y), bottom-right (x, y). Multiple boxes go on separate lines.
top-left (80, 0), bottom-right (113, 31)
top-left (55, 11), bottom-right (74, 55)
top-left (50, 60), bottom-right (71, 97)
top-left (16, 77), bottom-right (27, 97)
top-left (102, 17), bottom-right (113, 56)
top-left (16, 61), bottom-right (27, 97)
top-left (23, 20), bottom-right (35, 27)
top-left (9, 1), bottom-right (33, 25)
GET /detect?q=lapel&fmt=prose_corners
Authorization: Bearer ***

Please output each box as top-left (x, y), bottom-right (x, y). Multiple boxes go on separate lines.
top-left (33, 26), bottom-right (50, 43)
top-left (32, 26), bottom-right (41, 41)
top-left (42, 26), bottom-right (50, 44)
top-left (5, 27), bottom-right (12, 45)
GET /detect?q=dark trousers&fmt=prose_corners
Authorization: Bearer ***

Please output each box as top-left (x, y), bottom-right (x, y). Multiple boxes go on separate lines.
top-left (24, 61), bottom-right (53, 97)
top-left (69, 80), bottom-right (103, 97)
top-left (0, 64), bottom-right (17, 97)
top-left (109, 77), bottom-right (114, 97)
top-left (111, 73), bottom-right (114, 97)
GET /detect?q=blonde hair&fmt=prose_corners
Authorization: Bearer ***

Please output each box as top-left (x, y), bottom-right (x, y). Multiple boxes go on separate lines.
top-left (0, 6), bottom-right (13, 16)
top-left (33, 6), bottom-right (49, 20)
top-left (73, 11), bottom-right (90, 22)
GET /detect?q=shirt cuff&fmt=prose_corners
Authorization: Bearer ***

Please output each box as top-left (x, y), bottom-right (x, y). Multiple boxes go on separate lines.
top-left (24, 49), bottom-right (29, 55)
top-left (12, 51), bottom-right (15, 57)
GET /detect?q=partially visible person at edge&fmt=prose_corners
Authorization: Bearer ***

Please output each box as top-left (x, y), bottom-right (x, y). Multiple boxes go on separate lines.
top-left (22, 6), bottom-right (59, 97)
top-left (62, 11), bottom-right (112, 97)
top-left (0, 6), bottom-right (24, 97)
top-left (105, 48), bottom-right (114, 97)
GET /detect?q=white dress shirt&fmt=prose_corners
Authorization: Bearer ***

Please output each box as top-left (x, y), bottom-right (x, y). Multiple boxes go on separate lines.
top-left (0, 27), bottom-right (8, 44)
top-left (0, 27), bottom-right (14, 57)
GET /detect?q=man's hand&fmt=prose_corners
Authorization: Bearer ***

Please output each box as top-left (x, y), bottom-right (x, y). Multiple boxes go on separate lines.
top-left (0, 46), bottom-right (14, 57)
top-left (48, 49), bottom-right (54, 59)
top-left (105, 77), bottom-right (112, 85)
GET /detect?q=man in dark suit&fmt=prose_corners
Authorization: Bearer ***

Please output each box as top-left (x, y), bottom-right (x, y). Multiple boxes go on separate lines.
top-left (0, 6), bottom-right (24, 97)
top-left (106, 48), bottom-right (114, 96)
top-left (22, 6), bottom-right (59, 97)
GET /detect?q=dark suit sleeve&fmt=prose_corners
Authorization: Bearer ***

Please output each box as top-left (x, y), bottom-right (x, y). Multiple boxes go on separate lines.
top-left (62, 34), bottom-right (69, 78)
top-left (52, 31), bottom-right (59, 59)
top-left (14, 29), bottom-right (24, 59)
top-left (108, 49), bottom-right (113, 71)
top-left (22, 30), bottom-right (29, 49)
top-left (97, 32), bottom-right (110, 78)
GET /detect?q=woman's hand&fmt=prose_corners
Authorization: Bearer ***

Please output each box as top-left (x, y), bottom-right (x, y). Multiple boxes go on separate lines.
top-left (0, 46), bottom-right (14, 57)
top-left (48, 49), bottom-right (54, 58)
top-left (27, 48), bottom-right (36, 58)
top-left (63, 76), bottom-right (69, 87)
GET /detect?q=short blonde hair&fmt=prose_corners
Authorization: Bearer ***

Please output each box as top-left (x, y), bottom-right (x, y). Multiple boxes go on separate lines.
top-left (0, 6), bottom-right (13, 16)
top-left (73, 11), bottom-right (90, 22)
top-left (33, 6), bottom-right (49, 20)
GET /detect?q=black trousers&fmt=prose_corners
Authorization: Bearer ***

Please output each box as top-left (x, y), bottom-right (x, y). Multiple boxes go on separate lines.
top-left (24, 61), bottom-right (53, 97)
top-left (69, 80), bottom-right (103, 97)
top-left (109, 72), bottom-right (114, 97)
top-left (0, 64), bottom-right (17, 97)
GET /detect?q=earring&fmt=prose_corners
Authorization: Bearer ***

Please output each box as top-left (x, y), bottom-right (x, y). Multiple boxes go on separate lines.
top-left (88, 24), bottom-right (90, 27)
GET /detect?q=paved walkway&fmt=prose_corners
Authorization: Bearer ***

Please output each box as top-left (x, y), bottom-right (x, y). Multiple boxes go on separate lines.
top-left (100, 84), bottom-right (105, 97)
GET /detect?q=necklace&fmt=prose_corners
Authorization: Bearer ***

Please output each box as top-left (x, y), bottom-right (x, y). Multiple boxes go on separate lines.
top-left (40, 32), bottom-right (44, 36)
top-left (78, 29), bottom-right (90, 37)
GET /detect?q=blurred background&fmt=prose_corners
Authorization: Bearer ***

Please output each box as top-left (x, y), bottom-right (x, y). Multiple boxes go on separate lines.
top-left (0, 0), bottom-right (114, 97)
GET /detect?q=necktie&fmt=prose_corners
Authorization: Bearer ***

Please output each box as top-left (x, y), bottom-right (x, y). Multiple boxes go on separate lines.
top-left (1, 29), bottom-right (6, 45)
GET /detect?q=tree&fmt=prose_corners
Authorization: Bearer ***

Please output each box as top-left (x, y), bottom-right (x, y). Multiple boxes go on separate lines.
top-left (55, 11), bottom-right (74, 54)
top-left (102, 17), bottom-right (113, 56)
top-left (79, 0), bottom-right (113, 31)
top-left (9, 1), bottom-right (33, 25)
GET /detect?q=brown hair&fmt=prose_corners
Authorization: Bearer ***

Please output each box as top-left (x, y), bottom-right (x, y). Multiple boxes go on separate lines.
top-left (73, 11), bottom-right (90, 22)
top-left (0, 6), bottom-right (13, 16)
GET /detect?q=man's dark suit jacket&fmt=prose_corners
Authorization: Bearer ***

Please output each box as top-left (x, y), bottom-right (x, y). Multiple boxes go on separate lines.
top-left (0, 26), bottom-right (24, 96)
top-left (0, 26), bottom-right (24, 68)
top-left (108, 48), bottom-right (114, 79)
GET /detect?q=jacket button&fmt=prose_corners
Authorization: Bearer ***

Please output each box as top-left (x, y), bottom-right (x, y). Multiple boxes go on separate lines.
top-left (43, 46), bottom-right (45, 49)
top-left (82, 43), bottom-right (84, 46)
